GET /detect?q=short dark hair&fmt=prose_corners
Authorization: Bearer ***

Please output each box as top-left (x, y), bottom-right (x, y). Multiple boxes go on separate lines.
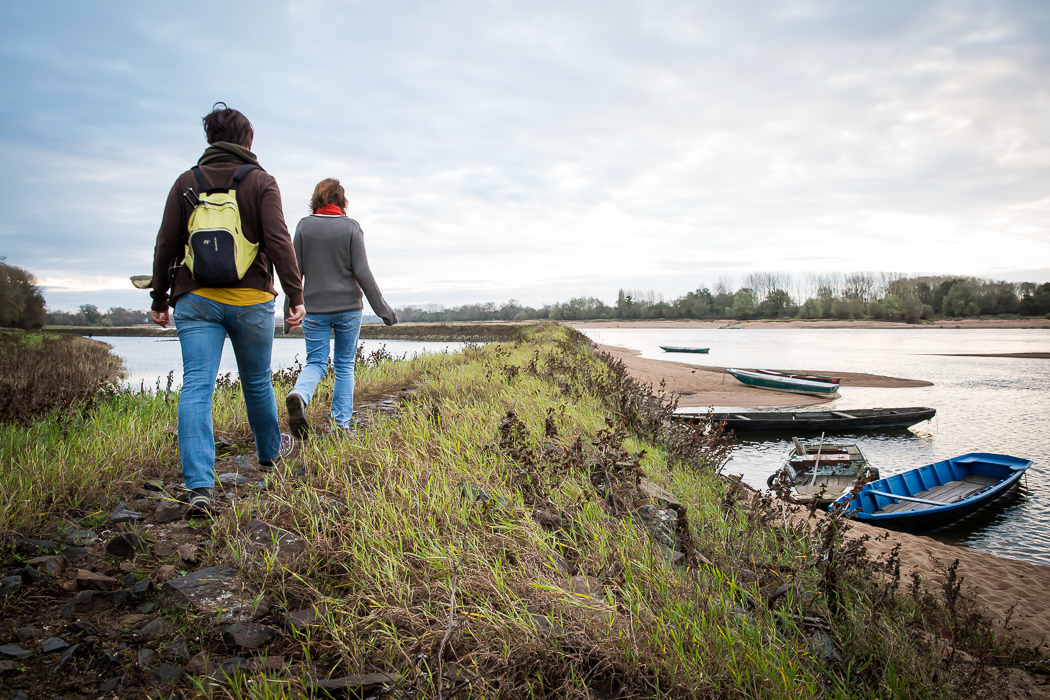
top-left (310, 178), bottom-right (348, 213)
top-left (202, 102), bottom-right (254, 147)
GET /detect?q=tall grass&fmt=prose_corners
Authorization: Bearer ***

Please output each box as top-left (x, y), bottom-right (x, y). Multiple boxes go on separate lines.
top-left (0, 324), bottom-right (1021, 697)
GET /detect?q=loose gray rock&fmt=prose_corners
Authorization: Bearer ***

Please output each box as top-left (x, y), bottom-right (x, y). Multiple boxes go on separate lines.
top-left (308, 673), bottom-right (399, 693)
top-left (77, 569), bottom-right (119, 591)
top-left (232, 455), bottom-right (254, 471)
top-left (40, 637), bottom-right (69, 654)
top-left (177, 544), bottom-right (198, 565)
top-left (639, 477), bottom-right (682, 508)
top-left (136, 601), bottom-right (159, 614)
top-left (138, 617), bottom-right (173, 642)
top-left (810, 632), bottom-right (841, 663)
top-left (105, 532), bottom-right (150, 559)
top-left (99, 677), bottom-right (119, 693)
top-left (69, 620), bottom-right (98, 636)
top-left (61, 589), bottom-right (130, 618)
top-left (15, 627), bottom-right (43, 642)
top-left (635, 504), bottom-right (678, 551)
top-left (18, 566), bottom-right (43, 584)
top-left (154, 500), bottom-right (183, 524)
top-left (222, 623), bottom-right (276, 648)
top-left (110, 502), bottom-right (143, 524)
top-left (0, 576), bottom-right (22, 598)
top-left (0, 644), bottom-right (34, 659)
top-left (186, 651), bottom-right (215, 675)
top-left (158, 567), bottom-right (267, 623)
top-left (217, 472), bottom-right (250, 488)
top-left (156, 662), bottom-right (186, 683)
top-left (26, 555), bottom-right (64, 577)
top-left (245, 520), bottom-right (306, 563)
top-left (143, 479), bottom-right (165, 492)
top-left (286, 606), bottom-right (323, 632)
top-left (138, 648), bottom-right (157, 668)
top-left (62, 529), bottom-right (98, 545)
top-left (11, 691), bottom-right (29, 700)
top-left (129, 576), bottom-right (153, 599)
top-left (161, 636), bottom-right (190, 663)
top-left (51, 643), bottom-right (80, 675)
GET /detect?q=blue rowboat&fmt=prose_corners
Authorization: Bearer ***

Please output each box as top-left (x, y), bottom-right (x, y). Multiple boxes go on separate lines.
top-left (830, 453), bottom-right (1032, 534)
top-left (726, 368), bottom-right (840, 397)
top-left (660, 346), bottom-right (710, 354)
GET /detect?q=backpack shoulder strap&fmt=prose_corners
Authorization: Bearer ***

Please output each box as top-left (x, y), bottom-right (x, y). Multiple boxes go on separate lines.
top-left (231, 164), bottom-right (258, 189)
top-left (191, 166), bottom-right (207, 192)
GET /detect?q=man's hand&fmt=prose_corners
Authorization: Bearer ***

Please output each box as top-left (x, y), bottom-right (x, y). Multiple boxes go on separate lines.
top-left (285, 305), bottom-right (306, 329)
top-left (151, 309), bottom-right (170, 328)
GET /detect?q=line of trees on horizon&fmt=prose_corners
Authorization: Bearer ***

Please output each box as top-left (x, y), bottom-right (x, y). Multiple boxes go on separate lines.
top-left (3, 265), bottom-right (1050, 330)
top-left (396, 273), bottom-right (1050, 324)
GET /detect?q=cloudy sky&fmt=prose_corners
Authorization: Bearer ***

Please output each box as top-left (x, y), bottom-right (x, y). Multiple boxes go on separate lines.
top-left (2, 0), bottom-right (1048, 312)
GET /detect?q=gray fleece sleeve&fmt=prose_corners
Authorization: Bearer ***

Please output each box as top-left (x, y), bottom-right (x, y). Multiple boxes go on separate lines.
top-left (350, 227), bottom-right (397, 325)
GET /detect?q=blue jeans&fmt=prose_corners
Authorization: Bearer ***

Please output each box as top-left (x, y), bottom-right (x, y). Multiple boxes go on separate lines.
top-left (173, 293), bottom-right (281, 490)
top-left (290, 311), bottom-right (362, 429)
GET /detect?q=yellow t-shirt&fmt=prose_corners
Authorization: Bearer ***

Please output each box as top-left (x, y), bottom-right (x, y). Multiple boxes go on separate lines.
top-left (192, 288), bottom-right (275, 306)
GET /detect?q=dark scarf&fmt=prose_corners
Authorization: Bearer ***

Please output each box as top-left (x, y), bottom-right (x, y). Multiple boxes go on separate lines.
top-left (197, 142), bottom-right (263, 169)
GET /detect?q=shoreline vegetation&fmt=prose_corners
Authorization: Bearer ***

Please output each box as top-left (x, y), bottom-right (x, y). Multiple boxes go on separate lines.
top-left (1, 324), bottom-right (1048, 697)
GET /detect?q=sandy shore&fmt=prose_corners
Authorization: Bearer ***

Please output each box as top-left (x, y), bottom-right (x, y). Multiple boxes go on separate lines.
top-left (931, 352), bottom-right (1050, 359)
top-left (781, 506), bottom-right (1050, 652)
top-left (572, 318), bottom-right (1050, 330)
top-left (598, 344), bottom-right (930, 408)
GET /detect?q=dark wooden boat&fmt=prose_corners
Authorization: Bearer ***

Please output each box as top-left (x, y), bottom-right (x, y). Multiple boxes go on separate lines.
top-left (673, 407), bottom-right (936, 434)
top-left (767, 439), bottom-right (877, 507)
top-left (830, 452), bottom-right (1032, 534)
top-left (660, 345), bottom-right (710, 354)
top-left (752, 369), bottom-right (840, 384)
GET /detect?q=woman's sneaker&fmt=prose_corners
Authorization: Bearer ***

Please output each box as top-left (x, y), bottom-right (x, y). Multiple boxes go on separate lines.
top-left (259, 433), bottom-right (296, 473)
top-left (286, 394), bottom-right (311, 439)
top-left (187, 488), bottom-right (218, 518)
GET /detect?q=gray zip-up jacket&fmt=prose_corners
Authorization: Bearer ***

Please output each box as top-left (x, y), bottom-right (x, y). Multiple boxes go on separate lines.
top-left (291, 214), bottom-right (397, 324)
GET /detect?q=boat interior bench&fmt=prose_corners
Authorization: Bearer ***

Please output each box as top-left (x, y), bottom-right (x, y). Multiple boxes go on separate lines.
top-left (873, 475), bottom-right (999, 514)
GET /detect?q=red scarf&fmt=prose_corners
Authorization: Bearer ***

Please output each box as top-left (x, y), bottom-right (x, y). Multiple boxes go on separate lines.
top-left (314, 204), bottom-right (344, 216)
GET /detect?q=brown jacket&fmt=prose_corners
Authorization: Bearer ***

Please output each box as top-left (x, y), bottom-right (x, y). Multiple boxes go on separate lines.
top-left (150, 162), bottom-right (303, 312)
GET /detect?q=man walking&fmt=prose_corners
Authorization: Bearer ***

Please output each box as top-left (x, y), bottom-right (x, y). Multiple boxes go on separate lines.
top-left (150, 102), bottom-right (305, 516)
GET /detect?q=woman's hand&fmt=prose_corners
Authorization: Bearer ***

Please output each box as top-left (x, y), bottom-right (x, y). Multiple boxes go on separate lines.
top-left (286, 305), bottom-right (306, 328)
top-left (151, 308), bottom-right (170, 328)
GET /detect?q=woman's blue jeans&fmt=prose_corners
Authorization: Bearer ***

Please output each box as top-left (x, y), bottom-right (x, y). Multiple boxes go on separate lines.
top-left (173, 293), bottom-right (281, 490)
top-left (290, 311), bottom-right (362, 429)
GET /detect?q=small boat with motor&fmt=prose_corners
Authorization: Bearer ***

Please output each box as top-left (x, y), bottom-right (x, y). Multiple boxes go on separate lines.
top-left (672, 407), bottom-right (936, 434)
top-left (726, 368), bottom-right (840, 397)
top-left (767, 438), bottom-right (877, 507)
top-left (660, 346), bottom-right (710, 354)
top-left (830, 452), bottom-right (1032, 534)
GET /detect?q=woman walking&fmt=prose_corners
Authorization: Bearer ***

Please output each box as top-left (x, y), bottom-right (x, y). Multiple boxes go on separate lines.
top-left (286, 178), bottom-right (397, 436)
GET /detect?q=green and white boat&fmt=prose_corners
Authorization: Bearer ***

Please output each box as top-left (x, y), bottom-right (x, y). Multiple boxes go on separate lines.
top-left (726, 368), bottom-right (840, 397)
top-left (660, 345), bottom-right (710, 354)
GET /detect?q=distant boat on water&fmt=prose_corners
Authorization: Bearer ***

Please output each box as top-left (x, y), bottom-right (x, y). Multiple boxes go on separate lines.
top-left (726, 368), bottom-right (840, 397)
top-left (660, 346), bottom-right (710, 354)
top-left (831, 452), bottom-right (1032, 534)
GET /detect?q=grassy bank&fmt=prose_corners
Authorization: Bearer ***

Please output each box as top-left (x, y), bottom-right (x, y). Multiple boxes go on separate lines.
top-left (0, 324), bottom-right (1032, 698)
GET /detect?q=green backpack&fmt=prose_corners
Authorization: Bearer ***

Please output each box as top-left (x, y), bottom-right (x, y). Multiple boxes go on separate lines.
top-left (181, 164), bottom-right (261, 286)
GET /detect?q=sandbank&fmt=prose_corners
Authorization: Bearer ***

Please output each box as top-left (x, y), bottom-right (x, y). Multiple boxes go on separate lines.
top-left (597, 344), bottom-right (930, 408)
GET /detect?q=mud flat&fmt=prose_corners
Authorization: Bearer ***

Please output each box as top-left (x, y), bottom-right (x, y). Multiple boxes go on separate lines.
top-left (598, 344), bottom-right (930, 408)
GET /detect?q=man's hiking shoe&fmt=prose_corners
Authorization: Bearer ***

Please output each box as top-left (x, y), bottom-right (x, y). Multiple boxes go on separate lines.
top-left (286, 393), bottom-right (311, 439)
top-left (187, 489), bottom-right (218, 518)
top-left (259, 432), bottom-right (296, 473)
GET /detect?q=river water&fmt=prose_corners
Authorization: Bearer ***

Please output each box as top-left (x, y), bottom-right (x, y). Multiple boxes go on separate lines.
top-left (101, 336), bottom-right (468, 391)
top-left (580, 328), bottom-right (1050, 566)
